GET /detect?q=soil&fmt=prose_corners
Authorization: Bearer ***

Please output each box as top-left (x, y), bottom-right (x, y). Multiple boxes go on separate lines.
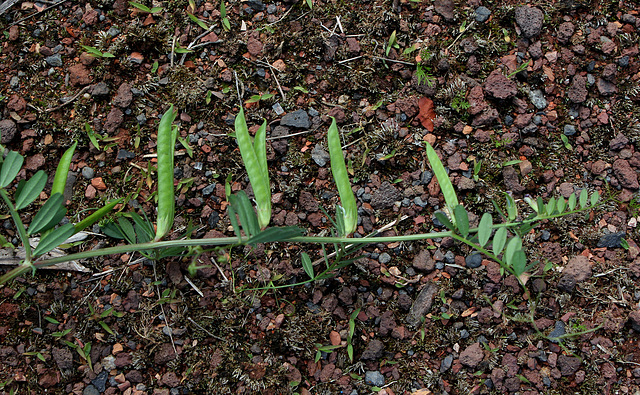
top-left (1, 0), bottom-right (640, 394)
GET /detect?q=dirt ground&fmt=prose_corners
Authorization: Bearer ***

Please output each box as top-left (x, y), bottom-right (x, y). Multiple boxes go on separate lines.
top-left (1, 0), bottom-right (640, 394)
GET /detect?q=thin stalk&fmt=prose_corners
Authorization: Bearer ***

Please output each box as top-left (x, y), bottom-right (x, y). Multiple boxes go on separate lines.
top-left (0, 189), bottom-right (32, 264)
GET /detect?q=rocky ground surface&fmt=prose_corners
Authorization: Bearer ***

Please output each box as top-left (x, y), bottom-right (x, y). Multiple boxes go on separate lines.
top-left (1, 0), bottom-right (640, 394)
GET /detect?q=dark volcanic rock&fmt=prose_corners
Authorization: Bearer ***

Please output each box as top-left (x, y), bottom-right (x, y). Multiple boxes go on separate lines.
top-left (433, 0), bottom-right (455, 21)
top-left (502, 166), bottom-right (525, 194)
top-left (280, 110), bottom-right (310, 129)
top-left (597, 232), bottom-right (626, 248)
top-left (0, 119), bottom-right (17, 144)
top-left (515, 6), bottom-right (544, 38)
top-left (361, 339), bottom-right (384, 360)
top-left (371, 181), bottom-right (402, 209)
top-left (484, 70), bottom-right (517, 99)
top-left (406, 282), bottom-right (438, 326)
top-left (567, 75), bottom-right (588, 103)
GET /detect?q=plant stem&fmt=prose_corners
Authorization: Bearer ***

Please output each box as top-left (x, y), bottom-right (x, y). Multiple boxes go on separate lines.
top-left (0, 189), bottom-right (32, 264)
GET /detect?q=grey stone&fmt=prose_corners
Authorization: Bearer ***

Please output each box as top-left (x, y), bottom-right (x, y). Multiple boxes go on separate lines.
top-left (311, 144), bottom-right (330, 167)
top-left (202, 184), bottom-right (216, 195)
top-left (548, 321), bottom-right (566, 343)
top-left (45, 54), bottom-right (63, 67)
top-left (466, 253), bottom-right (482, 268)
top-left (83, 385), bottom-right (100, 395)
top-left (364, 371), bottom-right (385, 386)
top-left (528, 89), bottom-right (547, 109)
top-left (117, 149), bottom-right (135, 161)
top-left (597, 232), bottom-right (626, 248)
top-left (81, 167), bottom-right (95, 179)
top-left (90, 82), bottom-right (110, 97)
top-left (563, 125), bottom-right (576, 136)
top-left (475, 6), bottom-right (491, 22)
top-left (91, 371), bottom-right (108, 392)
top-left (379, 252), bottom-right (391, 264)
top-left (0, 119), bottom-right (18, 144)
top-left (440, 354), bottom-right (454, 372)
top-left (281, 109), bottom-right (310, 129)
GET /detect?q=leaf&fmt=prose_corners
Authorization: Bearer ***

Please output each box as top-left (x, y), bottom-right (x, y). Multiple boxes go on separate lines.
top-left (590, 191), bottom-right (599, 207)
top-left (52, 141), bottom-right (77, 197)
top-left (568, 192), bottom-right (576, 211)
top-left (453, 205), bottom-right (469, 237)
top-left (417, 97), bottom-right (435, 132)
top-left (245, 95), bottom-right (262, 104)
top-left (511, 250), bottom-right (527, 277)
top-left (117, 217), bottom-right (136, 244)
top-left (579, 189), bottom-right (588, 208)
top-left (14, 170), bottom-right (46, 210)
top-left (524, 197), bottom-right (538, 213)
top-left (33, 223), bottom-right (75, 256)
top-left (492, 227), bottom-right (507, 256)
top-left (505, 193), bottom-right (517, 221)
top-left (28, 193), bottom-right (66, 235)
top-left (0, 151), bottom-right (24, 188)
top-left (545, 197), bottom-right (556, 216)
top-left (478, 213), bottom-right (492, 247)
top-left (229, 191), bottom-right (260, 238)
top-left (556, 196), bottom-right (566, 214)
top-left (301, 252), bottom-right (314, 279)
top-left (434, 211), bottom-right (454, 230)
top-left (504, 235), bottom-right (522, 267)
top-left (536, 197), bottom-right (545, 215)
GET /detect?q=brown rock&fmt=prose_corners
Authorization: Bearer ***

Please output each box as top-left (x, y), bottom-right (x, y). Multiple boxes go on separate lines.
top-left (247, 34), bottom-right (263, 57)
top-left (91, 177), bottom-right (107, 191)
top-left (406, 282), bottom-right (438, 326)
top-left (613, 159), bottom-right (639, 189)
top-left (6, 94), bottom-right (26, 113)
top-left (567, 75), bottom-right (588, 103)
top-left (113, 83), bottom-right (133, 108)
top-left (25, 154), bottom-right (45, 170)
top-left (360, 339), bottom-right (384, 360)
top-left (412, 249), bottom-right (435, 272)
top-left (68, 64), bottom-right (92, 86)
top-left (460, 342), bottom-right (484, 368)
top-left (104, 107), bottom-right (124, 133)
top-left (484, 70), bottom-right (517, 99)
top-left (0, 119), bottom-right (18, 144)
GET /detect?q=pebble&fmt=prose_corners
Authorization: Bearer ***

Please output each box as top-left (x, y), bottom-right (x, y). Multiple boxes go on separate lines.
top-left (563, 124), bottom-right (576, 136)
top-left (475, 6), bottom-right (491, 22)
top-left (465, 252), bottom-right (483, 268)
top-left (81, 167), bottom-right (95, 179)
top-left (548, 321), bottom-right (566, 343)
top-left (45, 54), bottom-right (63, 67)
top-left (364, 371), bottom-right (385, 387)
top-left (83, 385), bottom-right (100, 395)
top-left (280, 109), bottom-right (310, 129)
top-left (528, 89), bottom-right (547, 109)
top-left (597, 232), bottom-right (626, 248)
top-left (311, 144), bottom-right (330, 167)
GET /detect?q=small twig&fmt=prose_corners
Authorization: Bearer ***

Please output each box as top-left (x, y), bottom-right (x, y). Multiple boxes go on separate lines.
top-left (266, 129), bottom-right (314, 141)
top-left (233, 70), bottom-right (243, 107)
top-left (338, 55), bottom-right (363, 64)
top-left (594, 267), bottom-right (628, 277)
top-left (266, 3), bottom-right (294, 26)
top-left (368, 55), bottom-right (415, 66)
top-left (209, 257), bottom-right (229, 283)
top-left (8, 0), bottom-right (65, 24)
top-left (265, 61), bottom-right (286, 102)
top-left (153, 262), bottom-right (177, 354)
top-left (187, 317), bottom-right (225, 341)
top-left (45, 86), bottom-right (90, 113)
top-left (170, 36), bottom-right (177, 68)
top-left (446, 20), bottom-right (475, 51)
top-left (184, 275), bottom-right (204, 297)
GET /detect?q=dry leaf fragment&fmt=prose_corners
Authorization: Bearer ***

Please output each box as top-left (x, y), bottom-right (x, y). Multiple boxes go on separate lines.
top-left (417, 97), bottom-right (435, 132)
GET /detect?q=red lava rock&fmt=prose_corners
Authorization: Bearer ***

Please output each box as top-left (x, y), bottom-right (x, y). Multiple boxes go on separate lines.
top-left (557, 354), bottom-right (581, 376)
top-left (166, 261), bottom-right (183, 284)
top-left (360, 339), bottom-right (384, 360)
top-left (317, 363), bottom-right (335, 382)
top-left (91, 177), bottom-right (107, 191)
top-left (484, 69), bottom-right (517, 100)
top-left (613, 159), bottom-right (639, 189)
top-left (467, 85), bottom-right (488, 115)
top-left (161, 372), bottom-right (180, 387)
top-left (628, 310), bottom-right (640, 332)
top-left (378, 311), bottom-right (397, 337)
top-left (113, 83), bottom-right (133, 108)
top-left (567, 75), bottom-right (588, 103)
top-left (6, 94), bottom-right (26, 113)
top-left (38, 369), bottom-right (61, 388)
top-left (609, 133), bottom-right (629, 151)
top-left (501, 165), bottom-right (525, 194)
top-left (346, 37), bottom-right (360, 53)
top-left (115, 352), bottom-right (132, 367)
top-left (433, 0), bottom-right (454, 21)
top-left (104, 107), bottom-right (124, 133)
top-left (459, 342), bottom-right (484, 368)
top-left (154, 343), bottom-right (177, 365)
top-left (412, 249), bottom-right (435, 273)
top-left (52, 347), bottom-right (74, 370)
top-left (298, 190), bottom-right (319, 212)
top-left (25, 153), bottom-right (45, 170)
top-left (457, 176), bottom-right (475, 191)
top-left (247, 33), bottom-right (263, 57)
top-left (471, 108), bottom-right (499, 127)
top-left (8, 25), bottom-right (19, 41)
top-left (591, 159), bottom-right (610, 175)
top-left (597, 77), bottom-right (618, 96)
top-left (68, 64), bottom-right (92, 86)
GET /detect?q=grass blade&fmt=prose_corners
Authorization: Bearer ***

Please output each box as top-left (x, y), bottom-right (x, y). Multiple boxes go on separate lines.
top-left (0, 151), bottom-right (24, 188)
top-left (74, 198), bottom-right (123, 233)
top-left (15, 170), bottom-right (47, 210)
top-left (230, 191), bottom-right (260, 237)
top-left (478, 213), bottom-right (492, 247)
top-left (33, 223), bottom-right (75, 256)
top-left (154, 105), bottom-right (178, 241)
top-left (434, 211), bottom-right (454, 230)
top-left (425, 142), bottom-right (459, 224)
top-left (247, 226), bottom-right (304, 245)
top-left (28, 193), bottom-right (66, 235)
top-left (505, 193), bottom-right (517, 221)
top-left (327, 117), bottom-right (357, 236)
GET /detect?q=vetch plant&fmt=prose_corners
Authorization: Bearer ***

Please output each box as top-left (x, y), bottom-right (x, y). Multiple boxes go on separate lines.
top-left (233, 108), bottom-right (271, 229)
top-left (154, 105), bottom-right (178, 241)
top-left (327, 117), bottom-right (357, 236)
